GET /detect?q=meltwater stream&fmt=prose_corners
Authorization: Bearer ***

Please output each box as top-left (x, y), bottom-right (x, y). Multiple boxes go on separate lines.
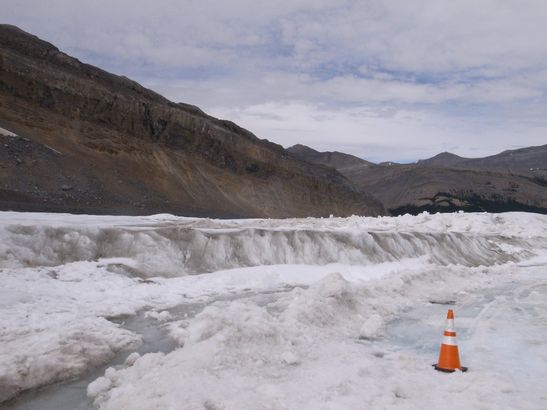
top-left (4, 309), bottom-right (180, 410)
top-left (4, 289), bottom-right (292, 410)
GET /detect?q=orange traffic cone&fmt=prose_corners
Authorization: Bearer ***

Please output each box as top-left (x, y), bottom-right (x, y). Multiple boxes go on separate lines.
top-left (434, 309), bottom-right (468, 372)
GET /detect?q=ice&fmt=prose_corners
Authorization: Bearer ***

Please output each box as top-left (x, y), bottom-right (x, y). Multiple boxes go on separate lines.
top-left (1, 211), bottom-right (544, 276)
top-left (144, 310), bottom-right (172, 322)
top-left (123, 353), bottom-right (141, 367)
top-left (87, 263), bottom-right (547, 410)
top-left (281, 351), bottom-right (300, 365)
top-left (359, 313), bottom-right (384, 340)
top-left (1, 211), bottom-right (546, 408)
top-left (86, 377), bottom-right (111, 398)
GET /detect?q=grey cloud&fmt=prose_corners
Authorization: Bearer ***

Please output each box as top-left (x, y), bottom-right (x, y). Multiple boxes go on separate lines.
top-left (1, 0), bottom-right (546, 161)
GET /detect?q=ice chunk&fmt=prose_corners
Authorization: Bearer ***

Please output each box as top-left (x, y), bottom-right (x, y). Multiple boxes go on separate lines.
top-left (145, 310), bottom-right (172, 322)
top-left (86, 376), bottom-right (111, 397)
top-left (281, 351), bottom-right (300, 365)
top-left (359, 313), bottom-right (384, 340)
top-left (124, 352), bottom-right (141, 366)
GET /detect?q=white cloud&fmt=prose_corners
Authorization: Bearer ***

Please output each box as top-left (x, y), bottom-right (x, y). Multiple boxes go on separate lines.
top-left (211, 101), bottom-right (547, 162)
top-left (1, 0), bottom-right (547, 161)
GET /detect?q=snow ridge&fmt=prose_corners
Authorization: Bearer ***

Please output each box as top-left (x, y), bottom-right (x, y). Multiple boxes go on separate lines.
top-left (1, 215), bottom-right (542, 276)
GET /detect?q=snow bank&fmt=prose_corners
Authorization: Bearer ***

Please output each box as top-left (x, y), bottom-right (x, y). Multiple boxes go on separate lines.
top-left (0, 317), bottom-right (137, 403)
top-left (1, 211), bottom-right (544, 276)
top-left (88, 261), bottom-right (543, 410)
top-left (0, 263), bottom-right (143, 402)
top-left (0, 259), bottom-right (426, 403)
top-left (1, 211), bottom-right (546, 406)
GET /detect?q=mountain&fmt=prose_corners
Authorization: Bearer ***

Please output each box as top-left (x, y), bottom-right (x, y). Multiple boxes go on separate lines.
top-left (416, 152), bottom-right (468, 167)
top-left (456, 145), bottom-right (547, 176)
top-left (287, 144), bottom-right (375, 171)
top-left (418, 146), bottom-right (547, 176)
top-left (288, 144), bottom-right (547, 215)
top-left (0, 25), bottom-right (384, 217)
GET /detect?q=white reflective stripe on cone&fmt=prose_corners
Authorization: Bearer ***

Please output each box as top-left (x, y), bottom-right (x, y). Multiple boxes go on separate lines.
top-left (445, 319), bottom-right (455, 331)
top-left (442, 336), bottom-right (458, 346)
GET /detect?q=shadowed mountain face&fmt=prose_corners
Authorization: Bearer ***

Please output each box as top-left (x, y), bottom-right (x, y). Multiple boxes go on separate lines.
top-left (0, 25), bottom-right (384, 217)
top-left (288, 145), bottom-right (547, 215)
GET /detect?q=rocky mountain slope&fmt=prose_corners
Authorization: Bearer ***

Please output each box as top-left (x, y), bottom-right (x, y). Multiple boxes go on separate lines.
top-left (0, 25), bottom-right (384, 217)
top-left (288, 145), bottom-right (547, 215)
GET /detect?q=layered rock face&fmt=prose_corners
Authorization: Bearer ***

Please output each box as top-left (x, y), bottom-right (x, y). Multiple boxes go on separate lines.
top-left (0, 25), bottom-right (384, 217)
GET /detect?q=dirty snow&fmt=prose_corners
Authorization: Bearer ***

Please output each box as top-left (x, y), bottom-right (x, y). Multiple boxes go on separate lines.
top-left (0, 211), bottom-right (546, 409)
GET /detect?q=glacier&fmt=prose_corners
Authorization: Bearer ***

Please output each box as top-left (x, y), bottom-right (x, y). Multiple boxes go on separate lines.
top-left (1, 211), bottom-right (546, 409)
top-left (1, 211), bottom-right (541, 275)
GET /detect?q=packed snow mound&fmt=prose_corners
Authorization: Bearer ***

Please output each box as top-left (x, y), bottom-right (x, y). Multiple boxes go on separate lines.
top-left (0, 262), bottom-right (148, 403)
top-left (0, 312), bottom-right (139, 402)
top-left (88, 262), bottom-right (546, 410)
top-left (1, 212), bottom-right (544, 276)
top-left (0, 258), bottom-right (419, 403)
top-left (280, 273), bottom-right (363, 329)
top-left (88, 273), bottom-right (376, 408)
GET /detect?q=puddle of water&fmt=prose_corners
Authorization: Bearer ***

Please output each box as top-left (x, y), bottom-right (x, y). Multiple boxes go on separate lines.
top-left (384, 273), bottom-right (547, 383)
top-left (385, 304), bottom-right (449, 356)
top-left (384, 288), bottom-right (498, 358)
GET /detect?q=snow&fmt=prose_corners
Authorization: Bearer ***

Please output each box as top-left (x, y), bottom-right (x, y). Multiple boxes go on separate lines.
top-left (359, 313), bottom-right (384, 340)
top-left (86, 377), bottom-right (111, 398)
top-left (144, 310), bottom-right (172, 322)
top-left (0, 127), bottom-right (17, 137)
top-left (123, 352), bottom-right (141, 367)
top-left (0, 211), bottom-right (546, 408)
top-left (1, 211), bottom-right (542, 276)
top-left (86, 264), bottom-right (547, 410)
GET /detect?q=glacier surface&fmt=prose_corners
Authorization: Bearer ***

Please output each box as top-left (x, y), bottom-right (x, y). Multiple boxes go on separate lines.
top-left (0, 211), bottom-right (546, 409)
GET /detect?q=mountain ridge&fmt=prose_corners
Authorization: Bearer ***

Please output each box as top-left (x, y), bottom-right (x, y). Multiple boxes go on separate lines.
top-left (288, 144), bottom-right (547, 215)
top-left (0, 24), bottom-right (385, 218)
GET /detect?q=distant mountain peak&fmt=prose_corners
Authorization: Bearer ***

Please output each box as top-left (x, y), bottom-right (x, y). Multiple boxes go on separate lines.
top-left (417, 151), bottom-right (467, 167)
top-left (288, 142), bottom-right (547, 215)
top-left (287, 144), bottom-right (374, 170)
top-left (287, 144), bottom-right (320, 155)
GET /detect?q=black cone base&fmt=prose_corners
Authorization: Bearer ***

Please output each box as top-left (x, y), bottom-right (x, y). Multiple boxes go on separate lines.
top-left (433, 364), bottom-right (468, 373)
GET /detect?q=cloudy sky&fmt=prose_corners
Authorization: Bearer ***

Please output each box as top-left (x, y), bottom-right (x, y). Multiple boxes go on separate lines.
top-left (2, 0), bottom-right (547, 162)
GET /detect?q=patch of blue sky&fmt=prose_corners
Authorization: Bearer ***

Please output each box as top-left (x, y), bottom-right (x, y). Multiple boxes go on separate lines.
top-left (307, 61), bottom-right (442, 86)
top-left (415, 69), bottom-right (506, 85)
